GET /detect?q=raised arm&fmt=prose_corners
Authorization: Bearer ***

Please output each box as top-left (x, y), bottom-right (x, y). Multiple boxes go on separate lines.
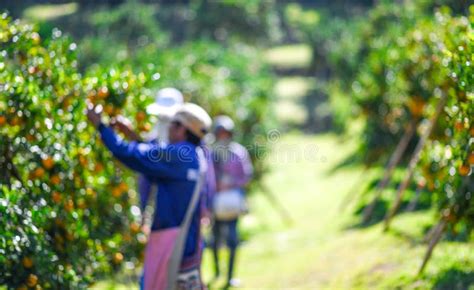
top-left (98, 124), bottom-right (175, 178)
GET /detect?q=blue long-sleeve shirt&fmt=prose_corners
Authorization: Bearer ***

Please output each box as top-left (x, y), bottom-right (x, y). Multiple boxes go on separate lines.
top-left (98, 124), bottom-right (202, 261)
top-left (138, 145), bottom-right (217, 214)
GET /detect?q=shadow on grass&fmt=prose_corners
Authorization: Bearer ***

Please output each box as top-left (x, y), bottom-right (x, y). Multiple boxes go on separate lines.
top-left (325, 150), bottom-right (366, 175)
top-left (347, 199), bottom-right (390, 228)
top-left (433, 268), bottom-right (474, 290)
top-left (346, 195), bottom-right (433, 230)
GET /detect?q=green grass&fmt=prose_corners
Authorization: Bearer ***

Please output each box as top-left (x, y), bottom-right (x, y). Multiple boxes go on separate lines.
top-left (97, 133), bottom-right (474, 289)
top-left (204, 133), bottom-right (474, 289)
top-left (265, 44), bottom-right (312, 70)
top-left (274, 77), bottom-right (313, 100)
top-left (274, 100), bottom-right (308, 126)
top-left (23, 3), bottom-right (78, 21)
top-left (265, 45), bottom-right (314, 126)
top-left (273, 76), bottom-right (314, 126)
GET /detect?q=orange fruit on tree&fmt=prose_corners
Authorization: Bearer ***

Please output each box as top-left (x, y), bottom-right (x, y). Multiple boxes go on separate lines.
top-left (112, 186), bottom-right (122, 198)
top-left (97, 86), bottom-right (109, 99)
top-left (408, 97), bottom-right (425, 117)
top-left (130, 222), bottom-right (140, 233)
top-left (118, 182), bottom-right (128, 192)
top-left (50, 174), bottom-right (61, 186)
top-left (113, 252), bottom-right (124, 264)
top-left (32, 167), bottom-right (45, 179)
top-left (51, 191), bottom-right (62, 204)
top-left (459, 164), bottom-right (470, 176)
top-left (64, 199), bottom-right (74, 212)
top-left (62, 97), bottom-right (72, 110)
top-left (42, 157), bottom-right (54, 170)
top-left (468, 153), bottom-right (474, 165)
top-left (26, 274), bottom-right (38, 287)
top-left (22, 257), bottom-right (33, 268)
top-left (454, 121), bottom-right (464, 132)
top-left (94, 162), bottom-right (104, 173)
top-left (86, 187), bottom-right (96, 198)
top-left (10, 116), bottom-right (22, 126)
top-left (0, 115), bottom-right (6, 126)
top-left (79, 155), bottom-right (88, 167)
top-left (26, 134), bottom-right (36, 142)
top-left (138, 123), bottom-right (151, 132)
top-left (135, 111), bottom-right (146, 122)
top-left (87, 91), bottom-right (97, 102)
top-left (104, 104), bottom-right (114, 116)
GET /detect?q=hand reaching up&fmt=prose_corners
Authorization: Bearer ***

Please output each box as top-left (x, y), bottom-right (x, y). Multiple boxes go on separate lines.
top-left (111, 115), bottom-right (141, 141)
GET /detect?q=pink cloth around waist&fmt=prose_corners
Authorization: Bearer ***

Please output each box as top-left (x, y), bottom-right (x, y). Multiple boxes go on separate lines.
top-left (144, 228), bottom-right (180, 290)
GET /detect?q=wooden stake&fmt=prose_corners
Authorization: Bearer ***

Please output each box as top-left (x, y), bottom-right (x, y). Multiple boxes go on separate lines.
top-left (384, 95), bottom-right (447, 231)
top-left (362, 119), bottom-right (417, 223)
top-left (260, 183), bottom-right (293, 226)
top-left (339, 166), bottom-right (370, 212)
top-left (418, 218), bottom-right (447, 274)
top-left (405, 182), bottom-right (425, 212)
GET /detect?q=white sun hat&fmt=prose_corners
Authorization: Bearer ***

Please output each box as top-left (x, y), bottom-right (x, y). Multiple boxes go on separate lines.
top-left (214, 115), bottom-right (235, 133)
top-left (173, 103), bottom-right (212, 139)
top-left (146, 87), bottom-right (184, 119)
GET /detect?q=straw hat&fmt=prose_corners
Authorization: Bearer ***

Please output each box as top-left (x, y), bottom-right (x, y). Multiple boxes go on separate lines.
top-left (173, 103), bottom-right (212, 138)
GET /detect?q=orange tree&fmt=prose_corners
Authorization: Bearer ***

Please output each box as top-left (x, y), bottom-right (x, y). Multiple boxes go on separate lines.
top-left (340, 3), bottom-right (473, 271)
top-left (73, 0), bottom-right (275, 184)
top-left (417, 9), bottom-right (473, 239)
top-left (0, 15), bottom-right (154, 288)
top-left (349, 2), bottom-right (428, 165)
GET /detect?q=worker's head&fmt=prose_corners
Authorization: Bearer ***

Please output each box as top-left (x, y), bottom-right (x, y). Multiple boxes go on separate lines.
top-left (146, 87), bottom-right (184, 120)
top-left (213, 115), bottom-right (234, 141)
top-left (169, 103), bottom-right (212, 145)
top-left (145, 87), bottom-right (184, 141)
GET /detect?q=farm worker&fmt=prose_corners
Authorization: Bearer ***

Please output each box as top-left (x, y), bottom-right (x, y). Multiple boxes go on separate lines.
top-left (210, 115), bottom-right (253, 288)
top-left (110, 88), bottom-right (216, 288)
top-left (87, 102), bottom-right (212, 290)
top-left (139, 88), bottom-right (184, 215)
top-left (113, 88), bottom-right (215, 224)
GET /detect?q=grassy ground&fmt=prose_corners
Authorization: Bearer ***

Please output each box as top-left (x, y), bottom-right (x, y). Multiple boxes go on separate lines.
top-left (23, 3), bottom-right (78, 21)
top-left (202, 133), bottom-right (474, 289)
top-left (96, 133), bottom-right (473, 289)
top-left (267, 44), bottom-right (313, 127)
top-left (273, 77), bottom-right (313, 126)
top-left (265, 44), bottom-right (312, 70)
